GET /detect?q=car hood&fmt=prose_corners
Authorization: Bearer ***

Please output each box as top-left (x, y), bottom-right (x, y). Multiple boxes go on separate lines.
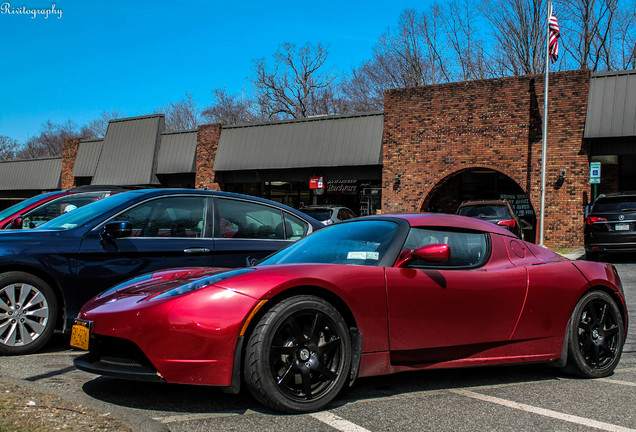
top-left (95, 267), bottom-right (233, 299)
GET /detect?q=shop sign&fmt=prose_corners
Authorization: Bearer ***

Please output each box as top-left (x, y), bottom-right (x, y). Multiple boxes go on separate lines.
top-left (327, 180), bottom-right (357, 194)
top-left (309, 176), bottom-right (324, 189)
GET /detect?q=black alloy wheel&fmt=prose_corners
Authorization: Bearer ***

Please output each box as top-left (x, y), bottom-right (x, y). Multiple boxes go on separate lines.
top-left (244, 295), bottom-right (351, 413)
top-left (566, 290), bottom-right (625, 378)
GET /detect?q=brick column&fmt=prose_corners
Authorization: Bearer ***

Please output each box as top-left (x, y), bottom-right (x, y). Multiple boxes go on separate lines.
top-left (61, 137), bottom-right (81, 190)
top-left (195, 123), bottom-right (223, 190)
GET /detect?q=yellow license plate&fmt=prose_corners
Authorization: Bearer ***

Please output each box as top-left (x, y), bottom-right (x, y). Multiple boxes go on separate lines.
top-left (70, 319), bottom-right (91, 350)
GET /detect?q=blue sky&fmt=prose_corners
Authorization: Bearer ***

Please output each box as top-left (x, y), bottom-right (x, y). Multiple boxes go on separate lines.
top-left (0, 0), bottom-right (425, 143)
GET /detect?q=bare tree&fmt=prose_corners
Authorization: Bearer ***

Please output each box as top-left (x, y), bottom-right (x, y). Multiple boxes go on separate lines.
top-left (558, 0), bottom-right (619, 71)
top-left (0, 136), bottom-right (20, 161)
top-left (439, 0), bottom-right (490, 81)
top-left (158, 92), bottom-right (202, 131)
top-left (202, 88), bottom-right (260, 125)
top-left (613, 5), bottom-right (636, 69)
top-left (17, 120), bottom-right (78, 159)
top-left (482, 0), bottom-right (548, 76)
top-left (251, 42), bottom-right (338, 119)
top-left (79, 109), bottom-right (124, 138)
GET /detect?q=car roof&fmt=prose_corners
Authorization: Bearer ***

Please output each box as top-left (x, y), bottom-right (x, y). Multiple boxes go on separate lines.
top-left (595, 191), bottom-right (636, 200)
top-left (364, 213), bottom-right (518, 237)
top-left (457, 199), bottom-right (509, 207)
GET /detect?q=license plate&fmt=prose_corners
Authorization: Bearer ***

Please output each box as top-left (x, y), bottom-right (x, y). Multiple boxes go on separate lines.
top-left (615, 223), bottom-right (630, 231)
top-left (70, 319), bottom-right (91, 350)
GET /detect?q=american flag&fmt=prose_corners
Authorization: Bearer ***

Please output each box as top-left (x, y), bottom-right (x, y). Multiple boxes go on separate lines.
top-left (549, 13), bottom-right (560, 62)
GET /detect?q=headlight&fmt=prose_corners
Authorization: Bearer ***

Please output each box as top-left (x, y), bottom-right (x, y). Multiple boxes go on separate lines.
top-left (149, 269), bottom-right (254, 301)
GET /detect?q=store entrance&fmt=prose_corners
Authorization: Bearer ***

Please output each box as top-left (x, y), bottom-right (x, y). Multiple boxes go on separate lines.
top-left (423, 168), bottom-right (537, 242)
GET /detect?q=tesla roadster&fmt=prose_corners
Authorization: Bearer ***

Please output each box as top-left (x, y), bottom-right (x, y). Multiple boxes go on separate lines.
top-left (72, 214), bottom-right (628, 413)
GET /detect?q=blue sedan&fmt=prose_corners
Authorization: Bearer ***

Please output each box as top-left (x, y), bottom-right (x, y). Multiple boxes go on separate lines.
top-left (0, 189), bottom-right (322, 355)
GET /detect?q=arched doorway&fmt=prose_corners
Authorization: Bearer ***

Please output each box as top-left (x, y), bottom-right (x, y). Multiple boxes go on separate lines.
top-left (422, 168), bottom-right (537, 242)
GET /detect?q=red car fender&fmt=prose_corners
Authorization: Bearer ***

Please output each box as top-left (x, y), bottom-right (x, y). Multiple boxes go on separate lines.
top-left (217, 264), bottom-right (391, 354)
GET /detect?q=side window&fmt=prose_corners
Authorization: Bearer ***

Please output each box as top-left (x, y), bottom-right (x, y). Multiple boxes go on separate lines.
top-left (283, 213), bottom-right (310, 241)
top-left (116, 196), bottom-right (206, 238)
top-left (21, 192), bottom-right (107, 229)
top-left (216, 198), bottom-right (284, 240)
top-left (403, 227), bottom-right (489, 268)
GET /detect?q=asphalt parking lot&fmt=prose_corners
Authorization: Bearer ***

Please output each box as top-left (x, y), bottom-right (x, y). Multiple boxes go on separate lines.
top-left (1, 259), bottom-right (635, 432)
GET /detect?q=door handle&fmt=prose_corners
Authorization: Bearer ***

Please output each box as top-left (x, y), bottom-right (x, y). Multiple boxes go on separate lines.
top-left (183, 247), bottom-right (211, 254)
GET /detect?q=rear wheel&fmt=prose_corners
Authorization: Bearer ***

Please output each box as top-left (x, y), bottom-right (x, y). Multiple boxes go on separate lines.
top-left (586, 251), bottom-right (600, 261)
top-left (244, 295), bottom-right (351, 413)
top-left (565, 291), bottom-right (624, 378)
top-left (0, 272), bottom-right (57, 355)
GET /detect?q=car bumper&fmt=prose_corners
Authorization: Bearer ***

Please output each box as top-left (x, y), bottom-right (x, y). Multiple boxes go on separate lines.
top-left (76, 288), bottom-right (259, 387)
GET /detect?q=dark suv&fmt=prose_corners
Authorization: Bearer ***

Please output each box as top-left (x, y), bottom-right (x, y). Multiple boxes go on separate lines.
top-left (585, 192), bottom-right (636, 261)
top-left (456, 200), bottom-right (527, 239)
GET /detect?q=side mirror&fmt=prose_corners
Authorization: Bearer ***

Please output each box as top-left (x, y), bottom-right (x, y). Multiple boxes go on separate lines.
top-left (10, 217), bottom-right (23, 229)
top-left (397, 243), bottom-right (450, 267)
top-left (102, 221), bottom-right (132, 239)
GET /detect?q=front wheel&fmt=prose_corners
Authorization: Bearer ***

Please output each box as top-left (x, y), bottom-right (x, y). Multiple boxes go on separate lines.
top-left (0, 272), bottom-right (57, 355)
top-left (244, 295), bottom-right (351, 413)
top-left (565, 291), bottom-right (625, 378)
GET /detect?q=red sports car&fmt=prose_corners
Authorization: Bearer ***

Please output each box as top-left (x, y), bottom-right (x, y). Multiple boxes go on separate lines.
top-left (72, 214), bottom-right (628, 413)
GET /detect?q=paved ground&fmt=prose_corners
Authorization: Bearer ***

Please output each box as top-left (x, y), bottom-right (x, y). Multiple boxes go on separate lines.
top-left (1, 253), bottom-right (635, 432)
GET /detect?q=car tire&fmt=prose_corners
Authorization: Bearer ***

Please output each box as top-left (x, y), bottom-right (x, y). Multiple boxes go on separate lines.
top-left (564, 291), bottom-right (625, 378)
top-left (586, 251), bottom-right (599, 261)
top-left (244, 295), bottom-right (351, 413)
top-left (0, 272), bottom-right (57, 355)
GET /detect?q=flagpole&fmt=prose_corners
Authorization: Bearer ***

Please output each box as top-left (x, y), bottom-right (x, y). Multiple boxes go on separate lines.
top-left (539, 0), bottom-right (552, 247)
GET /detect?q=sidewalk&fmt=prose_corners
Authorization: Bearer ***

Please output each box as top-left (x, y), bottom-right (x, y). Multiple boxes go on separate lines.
top-left (559, 247), bottom-right (586, 260)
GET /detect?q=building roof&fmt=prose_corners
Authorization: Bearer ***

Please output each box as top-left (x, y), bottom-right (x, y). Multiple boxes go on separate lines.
top-left (91, 115), bottom-right (164, 185)
top-left (0, 157), bottom-right (61, 190)
top-left (73, 139), bottom-right (103, 177)
top-left (156, 130), bottom-right (197, 174)
top-left (213, 112), bottom-right (384, 171)
top-left (585, 70), bottom-right (636, 138)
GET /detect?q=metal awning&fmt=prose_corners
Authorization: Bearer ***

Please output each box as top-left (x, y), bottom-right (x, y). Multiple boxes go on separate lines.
top-left (0, 157), bottom-right (61, 190)
top-left (213, 112), bottom-right (384, 171)
top-left (156, 130), bottom-right (197, 174)
top-left (585, 70), bottom-right (636, 138)
top-left (91, 115), bottom-right (164, 185)
top-left (73, 139), bottom-right (103, 177)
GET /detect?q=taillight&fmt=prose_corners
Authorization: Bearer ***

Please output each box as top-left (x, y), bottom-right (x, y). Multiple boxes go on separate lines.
top-left (586, 216), bottom-right (607, 225)
top-left (497, 220), bottom-right (516, 227)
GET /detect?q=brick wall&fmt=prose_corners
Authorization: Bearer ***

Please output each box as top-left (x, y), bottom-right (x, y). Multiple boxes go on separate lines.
top-left (382, 70), bottom-right (591, 248)
top-left (195, 123), bottom-right (223, 191)
top-left (61, 137), bottom-right (81, 190)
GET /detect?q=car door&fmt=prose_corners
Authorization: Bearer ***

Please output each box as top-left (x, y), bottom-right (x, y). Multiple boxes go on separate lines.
top-left (75, 195), bottom-right (214, 305)
top-left (385, 228), bottom-right (527, 363)
top-left (212, 197), bottom-right (308, 267)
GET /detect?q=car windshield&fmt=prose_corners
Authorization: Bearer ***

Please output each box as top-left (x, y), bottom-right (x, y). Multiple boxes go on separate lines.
top-left (592, 197), bottom-right (636, 213)
top-left (301, 209), bottom-right (332, 221)
top-left (259, 220), bottom-right (399, 266)
top-left (458, 205), bottom-right (509, 219)
top-left (0, 192), bottom-right (61, 221)
top-left (39, 192), bottom-right (136, 230)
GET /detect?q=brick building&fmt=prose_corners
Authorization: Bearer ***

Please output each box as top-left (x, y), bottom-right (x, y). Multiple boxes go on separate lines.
top-left (1, 69), bottom-right (635, 249)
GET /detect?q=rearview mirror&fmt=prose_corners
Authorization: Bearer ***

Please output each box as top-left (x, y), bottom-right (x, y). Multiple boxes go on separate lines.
top-left (397, 243), bottom-right (450, 267)
top-left (102, 221), bottom-right (133, 239)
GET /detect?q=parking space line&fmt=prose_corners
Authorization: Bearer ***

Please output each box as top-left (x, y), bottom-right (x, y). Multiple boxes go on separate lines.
top-left (599, 378), bottom-right (636, 387)
top-left (451, 389), bottom-right (636, 432)
top-left (156, 412), bottom-right (242, 423)
top-left (310, 412), bottom-right (373, 432)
